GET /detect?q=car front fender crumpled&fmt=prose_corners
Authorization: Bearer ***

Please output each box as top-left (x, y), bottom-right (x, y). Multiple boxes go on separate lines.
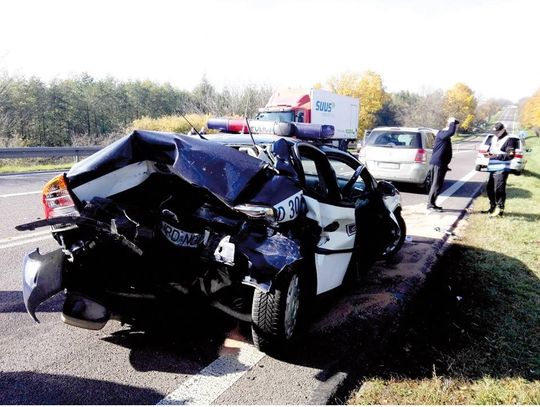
top-left (236, 231), bottom-right (302, 283)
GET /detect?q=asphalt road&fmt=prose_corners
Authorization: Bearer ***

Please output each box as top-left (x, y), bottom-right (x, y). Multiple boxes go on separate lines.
top-left (498, 105), bottom-right (519, 134)
top-left (0, 138), bottom-right (491, 404)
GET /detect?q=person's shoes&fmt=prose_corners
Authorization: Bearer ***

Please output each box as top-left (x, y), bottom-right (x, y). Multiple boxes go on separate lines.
top-left (482, 206), bottom-right (496, 214)
top-left (489, 207), bottom-right (504, 217)
top-left (426, 205), bottom-right (443, 213)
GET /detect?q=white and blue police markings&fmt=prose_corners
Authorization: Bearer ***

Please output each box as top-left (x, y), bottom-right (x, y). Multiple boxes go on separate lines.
top-left (274, 191), bottom-right (304, 222)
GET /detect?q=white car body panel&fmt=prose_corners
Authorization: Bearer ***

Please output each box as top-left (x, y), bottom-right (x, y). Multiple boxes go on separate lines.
top-left (72, 161), bottom-right (157, 202)
top-left (273, 191), bottom-right (303, 223)
top-left (303, 196), bottom-right (355, 294)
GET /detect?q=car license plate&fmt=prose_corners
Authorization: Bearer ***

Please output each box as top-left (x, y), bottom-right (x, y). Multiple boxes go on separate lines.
top-left (378, 162), bottom-right (399, 169)
top-left (161, 221), bottom-right (209, 248)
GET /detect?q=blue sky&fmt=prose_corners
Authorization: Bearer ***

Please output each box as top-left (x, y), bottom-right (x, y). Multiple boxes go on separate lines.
top-left (1, 0), bottom-right (538, 101)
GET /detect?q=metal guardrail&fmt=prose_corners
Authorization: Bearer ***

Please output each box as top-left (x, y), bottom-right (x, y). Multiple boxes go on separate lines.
top-left (0, 147), bottom-right (101, 160)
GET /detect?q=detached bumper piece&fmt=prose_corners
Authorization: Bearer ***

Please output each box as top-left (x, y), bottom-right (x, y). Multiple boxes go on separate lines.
top-left (22, 248), bottom-right (65, 322)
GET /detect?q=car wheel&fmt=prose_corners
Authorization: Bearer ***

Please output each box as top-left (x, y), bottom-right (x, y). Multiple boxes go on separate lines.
top-left (419, 172), bottom-right (432, 194)
top-left (251, 269), bottom-right (301, 354)
top-left (381, 210), bottom-right (406, 258)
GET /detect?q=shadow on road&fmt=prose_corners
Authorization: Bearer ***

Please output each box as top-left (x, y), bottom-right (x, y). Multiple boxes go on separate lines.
top-left (100, 306), bottom-right (241, 375)
top-left (0, 290), bottom-right (63, 314)
top-left (0, 371), bottom-right (163, 404)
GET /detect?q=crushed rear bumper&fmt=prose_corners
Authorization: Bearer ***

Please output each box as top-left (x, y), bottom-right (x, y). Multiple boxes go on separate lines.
top-left (22, 248), bottom-right (65, 322)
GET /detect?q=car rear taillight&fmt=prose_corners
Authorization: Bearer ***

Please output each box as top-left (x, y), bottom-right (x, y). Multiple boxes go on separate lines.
top-left (414, 148), bottom-right (427, 163)
top-left (42, 174), bottom-right (80, 219)
top-left (514, 150), bottom-right (523, 158)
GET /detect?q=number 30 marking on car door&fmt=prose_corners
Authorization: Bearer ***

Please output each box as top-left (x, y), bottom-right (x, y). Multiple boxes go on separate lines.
top-left (274, 192), bottom-right (304, 222)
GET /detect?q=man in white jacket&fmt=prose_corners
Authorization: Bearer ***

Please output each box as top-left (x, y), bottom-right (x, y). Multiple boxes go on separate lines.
top-left (483, 122), bottom-right (520, 217)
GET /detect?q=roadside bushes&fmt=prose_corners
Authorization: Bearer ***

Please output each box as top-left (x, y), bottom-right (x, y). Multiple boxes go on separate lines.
top-left (132, 114), bottom-right (212, 134)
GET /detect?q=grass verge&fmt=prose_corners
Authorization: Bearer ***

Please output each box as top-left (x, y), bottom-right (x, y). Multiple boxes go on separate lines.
top-left (0, 158), bottom-right (73, 174)
top-left (349, 135), bottom-right (540, 404)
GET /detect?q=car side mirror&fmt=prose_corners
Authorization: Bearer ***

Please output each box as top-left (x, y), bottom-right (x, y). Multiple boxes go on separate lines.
top-left (377, 180), bottom-right (396, 196)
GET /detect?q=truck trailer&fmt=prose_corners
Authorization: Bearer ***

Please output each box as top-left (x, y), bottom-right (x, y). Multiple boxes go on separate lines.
top-left (256, 89), bottom-right (360, 150)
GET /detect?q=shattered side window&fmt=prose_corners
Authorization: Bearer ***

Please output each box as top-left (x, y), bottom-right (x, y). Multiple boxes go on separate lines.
top-left (328, 159), bottom-right (356, 180)
top-left (301, 158), bottom-right (318, 176)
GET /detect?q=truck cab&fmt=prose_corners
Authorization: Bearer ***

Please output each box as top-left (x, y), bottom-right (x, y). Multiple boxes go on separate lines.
top-left (255, 91), bottom-right (311, 123)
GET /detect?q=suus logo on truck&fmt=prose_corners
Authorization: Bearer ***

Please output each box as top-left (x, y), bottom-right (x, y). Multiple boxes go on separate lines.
top-left (315, 101), bottom-right (336, 113)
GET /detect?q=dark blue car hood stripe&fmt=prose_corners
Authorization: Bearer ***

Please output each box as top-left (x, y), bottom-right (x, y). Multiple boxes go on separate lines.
top-left (67, 130), bottom-right (268, 206)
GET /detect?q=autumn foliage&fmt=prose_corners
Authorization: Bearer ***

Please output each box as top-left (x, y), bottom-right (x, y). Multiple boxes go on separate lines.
top-left (444, 83), bottom-right (477, 131)
top-left (327, 71), bottom-right (386, 135)
top-left (520, 89), bottom-right (540, 130)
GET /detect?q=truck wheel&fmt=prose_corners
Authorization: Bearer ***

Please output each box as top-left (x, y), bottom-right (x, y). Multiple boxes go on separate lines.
top-left (251, 269), bottom-right (301, 355)
top-left (381, 210), bottom-right (406, 259)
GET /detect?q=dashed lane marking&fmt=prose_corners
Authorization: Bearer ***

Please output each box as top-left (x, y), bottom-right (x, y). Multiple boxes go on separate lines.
top-left (157, 339), bottom-right (264, 405)
top-left (0, 190), bottom-right (41, 198)
top-left (0, 230), bottom-right (52, 250)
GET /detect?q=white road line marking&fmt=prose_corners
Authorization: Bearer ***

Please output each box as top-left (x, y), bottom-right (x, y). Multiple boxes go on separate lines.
top-left (0, 234), bottom-right (52, 250)
top-left (157, 340), bottom-right (264, 405)
top-left (437, 169), bottom-right (478, 206)
top-left (0, 190), bottom-right (41, 198)
top-left (0, 230), bottom-right (51, 244)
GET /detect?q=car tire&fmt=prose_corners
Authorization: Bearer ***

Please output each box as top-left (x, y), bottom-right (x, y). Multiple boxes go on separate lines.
top-left (381, 209), bottom-right (406, 259)
top-left (251, 268), bottom-right (301, 355)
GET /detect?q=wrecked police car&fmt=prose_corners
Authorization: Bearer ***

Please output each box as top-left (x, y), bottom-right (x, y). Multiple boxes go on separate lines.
top-left (17, 121), bottom-right (406, 354)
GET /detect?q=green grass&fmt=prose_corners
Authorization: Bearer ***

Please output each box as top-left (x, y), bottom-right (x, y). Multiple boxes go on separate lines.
top-left (0, 163), bottom-right (71, 173)
top-left (0, 157), bottom-right (74, 173)
top-left (349, 134), bottom-right (540, 404)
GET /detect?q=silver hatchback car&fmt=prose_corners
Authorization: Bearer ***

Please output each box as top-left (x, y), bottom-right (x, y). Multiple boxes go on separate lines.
top-left (358, 127), bottom-right (436, 191)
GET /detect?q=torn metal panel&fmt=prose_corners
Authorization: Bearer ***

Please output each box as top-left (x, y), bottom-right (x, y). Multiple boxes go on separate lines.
top-left (236, 231), bottom-right (302, 282)
top-left (67, 130), bottom-right (269, 206)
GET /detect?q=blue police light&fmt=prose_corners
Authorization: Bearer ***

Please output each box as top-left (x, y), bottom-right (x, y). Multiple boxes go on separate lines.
top-left (293, 123), bottom-right (335, 140)
top-left (207, 118), bottom-right (232, 132)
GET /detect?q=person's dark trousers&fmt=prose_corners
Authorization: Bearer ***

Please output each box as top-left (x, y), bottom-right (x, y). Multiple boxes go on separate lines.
top-left (487, 171), bottom-right (509, 209)
top-left (427, 164), bottom-right (448, 208)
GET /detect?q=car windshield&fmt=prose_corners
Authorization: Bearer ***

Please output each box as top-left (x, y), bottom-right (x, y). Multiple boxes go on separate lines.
top-left (255, 111), bottom-right (295, 122)
top-left (366, 131), bottom-right (421, 148)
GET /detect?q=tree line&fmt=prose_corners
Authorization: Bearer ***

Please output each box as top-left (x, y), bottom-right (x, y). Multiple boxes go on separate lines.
top-left (0, 70), bottom-right (516, 147)
top-left (0, 73), bottom-right (272, 147)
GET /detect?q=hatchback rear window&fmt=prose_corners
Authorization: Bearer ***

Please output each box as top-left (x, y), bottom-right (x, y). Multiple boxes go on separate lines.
top-left (366, 131), bottom-right (421, 148)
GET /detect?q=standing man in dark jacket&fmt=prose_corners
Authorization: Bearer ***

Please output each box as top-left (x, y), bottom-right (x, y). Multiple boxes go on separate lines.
top-left (484, 122), bottom-right (519, 217)
top-left (427, 117), bottom-right (459, 212)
